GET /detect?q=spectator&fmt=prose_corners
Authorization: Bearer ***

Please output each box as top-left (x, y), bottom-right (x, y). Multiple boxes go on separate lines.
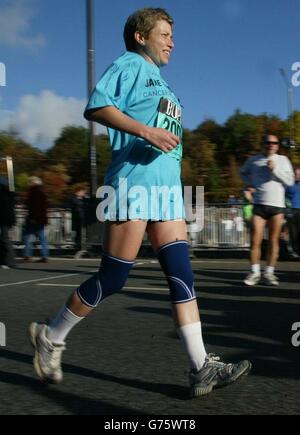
top-left (227, 195), bottom-right (238, 206)
top-left (0, 177), bottom-right (16, 268)
top-left (240, 134), bottom-right (294, 286)
top-left (69, 186), bottom-right (89, 253)
top-left (24, 177), bottom-right (49, 263)
top-left (286, 168), bottom-right (300, 257)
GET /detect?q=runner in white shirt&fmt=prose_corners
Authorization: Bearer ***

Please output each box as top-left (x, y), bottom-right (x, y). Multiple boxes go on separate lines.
top-left (240, 135), bottom-right (294, 286)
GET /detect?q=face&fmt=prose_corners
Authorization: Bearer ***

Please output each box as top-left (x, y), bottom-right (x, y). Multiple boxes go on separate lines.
top-left (76, 189), bottom-right (87, 198)
top-left (136, 20), bottom-right (174, 67)
top-left (295, 169), bottom-right (300, 182)
top-left (264, 135), bottom-right (280, 156)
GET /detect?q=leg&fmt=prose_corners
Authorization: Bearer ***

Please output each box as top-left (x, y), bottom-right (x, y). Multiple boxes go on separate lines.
top-left (69, 220), bottom-right (148, 317)
top-left (38, 225), bottom-right (49, 259)
top-left (24, 228), bottom-right (33, 258)
top-left (244, 215), bottom-right (267, 285)
top-left (266, 214), bottom-right (284, 267)
top-left (30, 220), bottom-right (148, 383)
top-left (289, 212), bottom-right (300, 255)
top-left (148, 220), bottom-right (252, 396)
top-left (74, 226), bottom-right (82, 251)
top-left (250, 215), bottom-right (267, 267)
top-left (148, 220), bottom-right (205, 371)
top-left (2, 226), bottom-right (15, 267)
top-left (147, 220), bottom-right (200, 327)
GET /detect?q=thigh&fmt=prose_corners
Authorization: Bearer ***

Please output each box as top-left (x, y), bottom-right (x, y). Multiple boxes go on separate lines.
top-left (252, 215), bottom-right (267, 243)
top-left (267, 214), bottom-right (284, 240)
top-left (103, 220), bottom-right (148, 261)
top-left (147, 220), bottom-right (188, 252)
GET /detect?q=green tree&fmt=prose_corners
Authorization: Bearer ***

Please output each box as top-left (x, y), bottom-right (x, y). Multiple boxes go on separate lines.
top-left (0, 132), bottom-right (46, 175)
top-left (47, 126), bottom-right (111, 186)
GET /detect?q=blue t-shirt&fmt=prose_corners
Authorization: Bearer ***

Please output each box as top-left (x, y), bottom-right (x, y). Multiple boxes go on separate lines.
top-left (85, 51), bottom-right (185, 221)
top-left (286, 182), bottom-right (300, 209)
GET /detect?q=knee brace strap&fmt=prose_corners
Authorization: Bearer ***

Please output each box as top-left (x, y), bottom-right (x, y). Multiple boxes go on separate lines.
top-left (158, 240), bottom-right (196, 304)
top-left (77, 254), bottom-right (134, 308)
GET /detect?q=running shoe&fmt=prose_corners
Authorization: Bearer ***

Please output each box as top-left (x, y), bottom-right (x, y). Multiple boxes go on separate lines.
top-left (189, 354), bottom-right (252, 397)
top-left (263, 273), bottom-right (279, 287)
top-left (244, 273), bottom-right (261, 286)
top-left (29, 323), bottom-right (66, 384)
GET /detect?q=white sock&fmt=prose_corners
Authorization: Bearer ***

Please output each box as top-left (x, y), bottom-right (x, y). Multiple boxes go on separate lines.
top-left (177, 321), bottom-right (207, 372)
top-left (266, 266), bottom-right (275, 275)
top-left (47, 306), bottom-right (84, 344)
top-left (252, 264), bottom-right (261, 275)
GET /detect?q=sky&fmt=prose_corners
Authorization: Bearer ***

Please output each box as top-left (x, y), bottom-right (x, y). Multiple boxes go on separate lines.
top-left (0, 0), bottom-right (299, 150)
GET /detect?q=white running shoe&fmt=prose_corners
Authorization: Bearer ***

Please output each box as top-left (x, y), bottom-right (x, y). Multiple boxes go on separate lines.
top-left (244, 273), bottom-right (261, 286)
top-left (263, 273), bottom-right (279, 287)
top-left (29, 323), bottom-right (66, 384)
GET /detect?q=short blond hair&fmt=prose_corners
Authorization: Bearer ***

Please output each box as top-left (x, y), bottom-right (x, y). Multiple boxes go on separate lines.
top-left (124, 8), bottom-right (174, 52)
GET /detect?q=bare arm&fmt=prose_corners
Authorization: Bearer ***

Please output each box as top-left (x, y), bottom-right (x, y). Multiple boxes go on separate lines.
top-left (86, 106), bottom-right (179, 154)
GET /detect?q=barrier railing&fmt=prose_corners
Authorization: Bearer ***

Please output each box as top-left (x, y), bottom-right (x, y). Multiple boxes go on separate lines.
top-left (11, 205), bottom-right (251, 249)
top-left (189, 205), bottom-right (251, 248)
top-left (11, 209), bottom-right (74, 247)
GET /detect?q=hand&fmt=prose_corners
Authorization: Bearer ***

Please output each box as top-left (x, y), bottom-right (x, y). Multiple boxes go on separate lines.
top-left (267, 160), bottom-right (276, 171)
top-left (247, 187), bottom-right (256, 195)
top-left (244, 189), bottom-right (254, 202)
top-left (143, 127), bottom-right (180, 153)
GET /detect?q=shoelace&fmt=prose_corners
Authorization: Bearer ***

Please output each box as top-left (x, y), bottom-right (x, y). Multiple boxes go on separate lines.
top-left (43, 342), bottom-right (65, 368)
top-left (206, 354), bottom-right (233, 373)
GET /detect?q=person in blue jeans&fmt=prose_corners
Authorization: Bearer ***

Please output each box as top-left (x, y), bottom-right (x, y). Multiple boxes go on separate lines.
top-left (24, 176), bottom-right (49, 263)
top-left (29, 8), bottom-right (251, 397)
top-left (0, 177), bottom-right (16, 269)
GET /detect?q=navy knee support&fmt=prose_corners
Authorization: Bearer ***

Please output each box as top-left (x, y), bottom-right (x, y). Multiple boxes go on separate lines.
top-left (77, 254), bottom-right (134, 308)
top-left (158, 240), bottom-right (196, 304)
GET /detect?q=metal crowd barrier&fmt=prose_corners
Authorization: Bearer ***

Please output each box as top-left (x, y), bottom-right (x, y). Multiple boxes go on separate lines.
top-left (190, 205), bottom-right (251, 248)
top-left (11, 205), bottom-right (251, 249)
top-left (11, 209), bottom-right (74, 248)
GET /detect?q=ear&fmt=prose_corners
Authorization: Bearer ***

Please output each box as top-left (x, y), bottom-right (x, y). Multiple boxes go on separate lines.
top-left (134, 31), bottom-right (146, 46)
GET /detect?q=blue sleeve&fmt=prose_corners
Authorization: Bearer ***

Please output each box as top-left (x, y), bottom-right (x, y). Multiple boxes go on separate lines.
top-left (286, 185), bottom-right (294, 200)
top-left (84, 62), bottom-right (136, 117)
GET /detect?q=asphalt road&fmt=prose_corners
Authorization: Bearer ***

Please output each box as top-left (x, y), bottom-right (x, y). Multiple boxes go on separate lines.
top-left (0, 257), bottom-right (299, 415)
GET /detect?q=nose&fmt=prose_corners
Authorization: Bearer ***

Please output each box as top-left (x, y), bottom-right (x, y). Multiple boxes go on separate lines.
top-left (167, 37), bottom-right (174, 49)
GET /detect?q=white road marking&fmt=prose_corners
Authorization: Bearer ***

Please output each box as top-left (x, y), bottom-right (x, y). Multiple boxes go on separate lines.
top-left (0, 270), bottom-right (98, 288)
top-left (37, 283), bottom-right (169, 292)
top-left (0, 273), bottom-right (81, 288)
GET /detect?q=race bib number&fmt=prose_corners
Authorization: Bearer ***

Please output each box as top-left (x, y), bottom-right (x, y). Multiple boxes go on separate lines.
top-left (155, 98), bottom-right (183, 161)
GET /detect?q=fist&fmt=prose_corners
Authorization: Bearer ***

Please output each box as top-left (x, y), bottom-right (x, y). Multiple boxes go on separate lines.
top-left (267, 160), bottom-right (276, 171)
